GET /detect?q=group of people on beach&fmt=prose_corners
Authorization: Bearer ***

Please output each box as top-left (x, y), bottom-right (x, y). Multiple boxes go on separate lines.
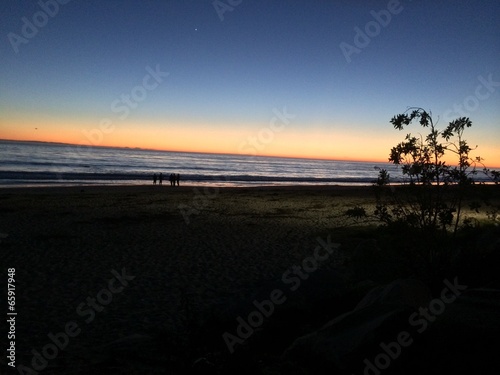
top-left (153, 173), bottom-right (180, 186)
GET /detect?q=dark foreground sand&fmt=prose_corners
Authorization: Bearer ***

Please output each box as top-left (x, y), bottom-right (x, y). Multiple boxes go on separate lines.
top-left (0, 184), bottom-right (499, 374)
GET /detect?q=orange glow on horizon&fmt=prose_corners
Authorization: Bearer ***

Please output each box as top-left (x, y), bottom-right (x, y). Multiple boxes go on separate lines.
top-left (1, 115), bottom-right (499, 169)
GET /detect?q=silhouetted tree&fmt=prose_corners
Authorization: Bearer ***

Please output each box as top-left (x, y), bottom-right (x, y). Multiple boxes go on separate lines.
top-left (367, 107), bottom-right (498, 235)
top-left (341, 107), bottom-right (500, 287)
top-left (344, 108), bottom-right (499, 279)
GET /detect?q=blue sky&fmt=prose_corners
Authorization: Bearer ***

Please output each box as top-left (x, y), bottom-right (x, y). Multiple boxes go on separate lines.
top-left (1, 0), bottom-right (499, 164)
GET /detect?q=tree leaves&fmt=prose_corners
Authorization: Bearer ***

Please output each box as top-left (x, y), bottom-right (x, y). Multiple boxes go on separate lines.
top-left (377, 107), bottom-right (497, 235)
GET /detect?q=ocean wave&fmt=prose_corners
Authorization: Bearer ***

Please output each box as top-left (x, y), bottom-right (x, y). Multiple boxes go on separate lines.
top-left (0, 171), bottom-right (381, 184)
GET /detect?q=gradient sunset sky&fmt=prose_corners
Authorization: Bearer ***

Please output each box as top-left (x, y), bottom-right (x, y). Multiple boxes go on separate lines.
top-left (1, 0), bottom-right (499, 166)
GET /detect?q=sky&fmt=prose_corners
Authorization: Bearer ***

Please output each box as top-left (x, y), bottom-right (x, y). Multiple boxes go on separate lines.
top-left (1, 0), bottom-right (499, 166)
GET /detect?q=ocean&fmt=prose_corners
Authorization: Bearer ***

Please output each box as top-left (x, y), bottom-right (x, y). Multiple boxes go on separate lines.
top-left (0, 139), bottom-right (403, 187)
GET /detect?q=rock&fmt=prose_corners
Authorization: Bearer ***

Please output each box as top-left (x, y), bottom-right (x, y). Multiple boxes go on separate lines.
top-left (399, 287), bottom-right (500, 374)
top-left (355, 278), bottom-right (432, 310)
top-left (282, 279), bottom-right (432, 373)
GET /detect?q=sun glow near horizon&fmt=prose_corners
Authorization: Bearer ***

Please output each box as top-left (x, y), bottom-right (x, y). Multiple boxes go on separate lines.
top-left (2, 115), bottom-right (499, 169)
top-left (0, 111), bottom-right (397, 162)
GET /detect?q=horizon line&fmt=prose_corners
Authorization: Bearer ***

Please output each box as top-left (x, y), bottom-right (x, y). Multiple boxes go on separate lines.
top-left (0, 138), bottom-right (391, 165)
top-left (2, 138), bottom-right (499, 170)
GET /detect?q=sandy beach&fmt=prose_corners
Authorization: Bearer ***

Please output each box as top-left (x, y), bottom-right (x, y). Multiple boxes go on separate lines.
top-left (1, 184), bottom-right (499, 374)
top-left (0, 185), bottom-right (369, 370)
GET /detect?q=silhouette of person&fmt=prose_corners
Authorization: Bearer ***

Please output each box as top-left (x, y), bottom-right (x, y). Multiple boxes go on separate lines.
top-left (176, 173), bottom-right (180, 186)
top-left (159, 173), bottom-right (163, 185)
top-left (153, 173), bottom-right (157, 185)
top-left (169, 173), bottom-right (174, 186)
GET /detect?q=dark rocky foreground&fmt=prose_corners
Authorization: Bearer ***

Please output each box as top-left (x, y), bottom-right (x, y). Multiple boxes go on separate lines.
top-left (0, 185), bottom-right (499, 374)
top-left (41, 276), bottom-right (499, 375)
